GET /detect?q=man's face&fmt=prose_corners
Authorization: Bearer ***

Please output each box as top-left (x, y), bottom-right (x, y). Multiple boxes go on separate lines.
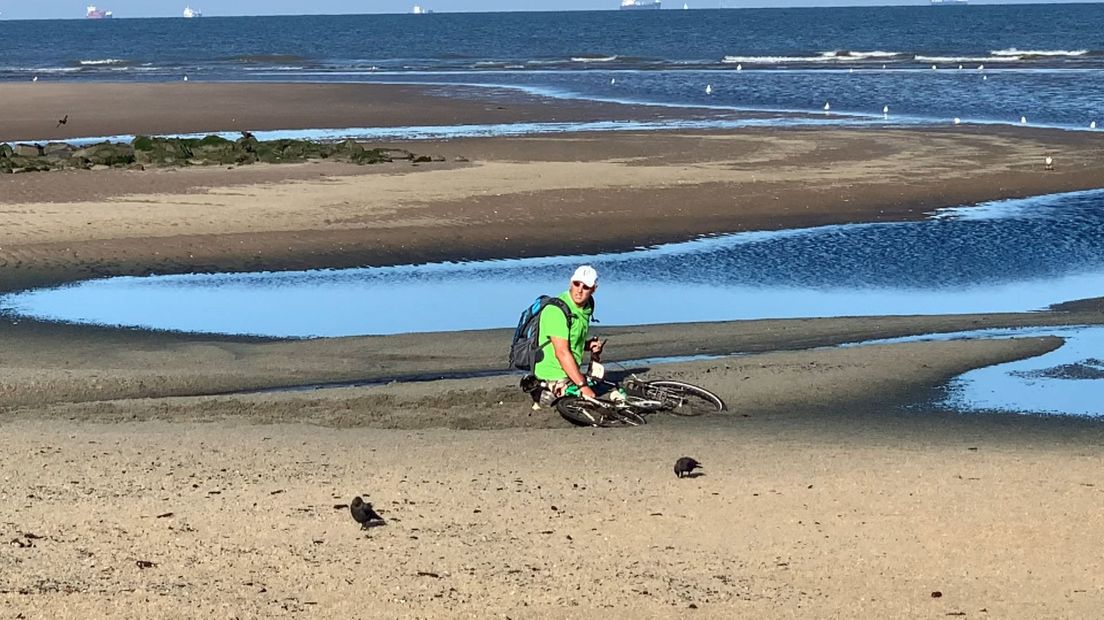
top-left (569, 279), bottom-right (596, 306)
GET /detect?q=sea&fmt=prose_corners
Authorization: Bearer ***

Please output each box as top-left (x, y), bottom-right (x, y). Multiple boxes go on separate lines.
top-left (1, 4), bottom-right (1103, 130)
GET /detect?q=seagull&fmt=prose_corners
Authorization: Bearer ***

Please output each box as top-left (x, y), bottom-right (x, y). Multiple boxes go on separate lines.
top-left (954, 117), bottom-right (961, 125)
top-left (736, 63), bottom-right (742, 71)
top-left (983, 75), bottom-right (988, 81)
top-left (881, 64), bottom-right (886, 70)
top-left (849, 67), bottom-right (854, 74)
top-left (958, 64), bottom-right (963, 70)
top-left (1091, 120), bottom-right (1097, 129)
top-left (56, 114), bottom-right (68, 127)
top-left (1020, 115), bottom-right (1027, 125)
top-left (1044, 156), bottom-right (1053, 170)
top-left (932, 64), bottom-right (937, 70)
top-left (32, 76), bottom-right (38, 82)
top-left (183, 75), bottom-right (189, 81)
top-left (978, 64), bottom-right (984, 71)
top-left (823, 101), bottom-right (831, 112)
top-left (883, 104), bottom-right (889, 117)
top-left (610, 77), bottom-right (616, 85)
top-left (705, 84), bottom-right (712, 95)
top-left (674, 457), bottom-right (702, 479)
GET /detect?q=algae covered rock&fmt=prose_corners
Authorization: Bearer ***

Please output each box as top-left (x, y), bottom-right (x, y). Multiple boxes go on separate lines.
top-left (3, 134), bottom-right (438, 174)
top-left (74, 142), bottom-right (136, 167)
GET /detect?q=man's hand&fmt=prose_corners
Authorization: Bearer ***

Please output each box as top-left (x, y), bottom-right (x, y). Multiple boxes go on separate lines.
top-left (580, 385), bottom-right (597, 400)
top-left (587, 338), bottom-right (605, 361)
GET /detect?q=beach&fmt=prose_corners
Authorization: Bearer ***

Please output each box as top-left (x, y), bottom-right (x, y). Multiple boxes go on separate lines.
top-left (3, 82), bottom-right (1104, 618)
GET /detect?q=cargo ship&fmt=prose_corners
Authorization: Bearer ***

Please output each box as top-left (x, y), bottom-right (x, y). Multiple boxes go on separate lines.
top-left (620, 0), bottom-right (661, 9)
top-left (183, 6), bottom-right (203, 17)
top-left (86, 5), bottom-right (113, 18)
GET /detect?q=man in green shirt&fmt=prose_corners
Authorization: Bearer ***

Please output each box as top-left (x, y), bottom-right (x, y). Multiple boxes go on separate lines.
top-left (534, 265), bottom-right (604, 404)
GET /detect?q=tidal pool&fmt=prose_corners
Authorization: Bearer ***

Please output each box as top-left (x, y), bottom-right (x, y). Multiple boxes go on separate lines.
top-left (2, 189), bottom-right (1103, 338)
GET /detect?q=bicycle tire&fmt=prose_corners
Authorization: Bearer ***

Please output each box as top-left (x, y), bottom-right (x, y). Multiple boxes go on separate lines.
top-left (606, 408), bottom-right (647, 426)
top-left (638, 380), bottom-right (727, 416)
top-left (555, 397), bottom-right (646, 428)
top-left (560, 394), bottom-right (613, 423)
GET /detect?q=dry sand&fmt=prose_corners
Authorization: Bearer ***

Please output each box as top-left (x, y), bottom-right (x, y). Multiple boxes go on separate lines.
top-left (3, 83), bottom-right (1104, 618)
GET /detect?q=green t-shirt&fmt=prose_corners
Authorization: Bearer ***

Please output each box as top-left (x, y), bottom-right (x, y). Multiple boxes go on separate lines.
top-left (533, 291), bottom-right (593, 381)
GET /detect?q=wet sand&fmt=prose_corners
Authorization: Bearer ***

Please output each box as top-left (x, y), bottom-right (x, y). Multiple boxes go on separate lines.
top-left (3, 82), bottom-right (1104, 617)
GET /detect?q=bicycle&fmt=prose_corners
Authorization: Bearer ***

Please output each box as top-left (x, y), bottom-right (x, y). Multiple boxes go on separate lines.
top-left (521, 361), bottom-right (727, 428)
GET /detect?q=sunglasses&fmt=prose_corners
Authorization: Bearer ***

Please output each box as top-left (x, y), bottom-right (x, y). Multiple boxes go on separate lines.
top-left (571, 281), bottom-right (595, 291)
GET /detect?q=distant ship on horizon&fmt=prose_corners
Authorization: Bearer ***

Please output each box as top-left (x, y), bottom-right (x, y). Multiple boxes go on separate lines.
top-left (85, 5), bottom-right (113, 18)
top-left (183, 6), bottom-right (203, 18)
top-left (620, 0), bottom-right (662, 9)
top-left (412, 5), bottom-right (434, 13)
top-left (930, 0), bottom-right (968, 5)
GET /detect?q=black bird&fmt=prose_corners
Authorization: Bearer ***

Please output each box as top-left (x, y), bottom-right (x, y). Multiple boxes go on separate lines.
top-left (350, 496), bottom-right (385, 529)
top-left (674, 457), bottom-right (702, 479)
top-left (56, 114), bottom-right (68, 128)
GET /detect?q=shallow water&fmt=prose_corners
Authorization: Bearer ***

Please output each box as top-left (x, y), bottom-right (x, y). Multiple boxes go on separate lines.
top-left (852, 326), bottom-right (1104, 418)
top-left (3, 189), bottom-right (1104, 338)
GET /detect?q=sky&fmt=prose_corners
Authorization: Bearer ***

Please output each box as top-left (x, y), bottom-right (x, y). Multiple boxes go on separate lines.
top-left (0, 0), bottom-right (1090, 19)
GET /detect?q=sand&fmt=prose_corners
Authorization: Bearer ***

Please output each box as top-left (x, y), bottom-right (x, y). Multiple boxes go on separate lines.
top-left (3, 83), bottom-right (1104, 618)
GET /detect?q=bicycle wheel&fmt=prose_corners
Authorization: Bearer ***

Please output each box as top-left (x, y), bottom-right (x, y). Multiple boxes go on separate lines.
top-left (555, 397), bottom-right (608, 427)
top-left (606, 408), bottom-right (647, 426)
top-left (639, 380), bottom-right (727, 416)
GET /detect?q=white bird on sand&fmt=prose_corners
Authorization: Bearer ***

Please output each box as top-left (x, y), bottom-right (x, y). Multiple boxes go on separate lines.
top-left (954, 117), bottom-right (961, 125)
top-left (183, 75), bottom-right (189, 81)
top-left (932, 64), bottom-right (937, 70)
top-left (736, 63), bottom-right (742, 71)
top-left (882, 104), bottom-right (889, 117)
top-left (1020, 115), bottom-right (1027, 125)
top-left (1045, 156), bottom-right (1054, 170)
top-left (823, 101), bottom-right (831, 112)
top-left (958, 64), bottom-right (963, 70)
top-left (978, 64), bottom-right (984, 71)
top-left (32, 76), bottom-right (38, 82)
top-left (705, 84), bottom-right (712, 95)
top-left (1091, 120), bottom-right (1097, 129)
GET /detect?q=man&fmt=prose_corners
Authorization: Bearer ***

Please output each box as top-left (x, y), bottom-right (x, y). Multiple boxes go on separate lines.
top-left (533, 265), bottom-right (604, 404)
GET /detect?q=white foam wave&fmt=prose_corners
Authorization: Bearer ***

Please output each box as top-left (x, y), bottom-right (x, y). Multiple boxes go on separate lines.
top-left (991, 48), bottom-right (1088, 58)
top-left (570, 55), bottom-right (618, 63)
top-left (79, 58), bottom-right (127, 66)
top-left (915, 55), bottom-right (1020, 63)
top-left (723, 51), bottom-right (902, 64)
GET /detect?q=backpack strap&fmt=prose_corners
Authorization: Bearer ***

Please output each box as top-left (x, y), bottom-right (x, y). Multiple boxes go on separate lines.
top-left (537, 297), bottom-right (576, 354)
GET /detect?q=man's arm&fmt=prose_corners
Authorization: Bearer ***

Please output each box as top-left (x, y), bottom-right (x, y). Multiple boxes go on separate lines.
top-left (550, 336), bottom-right (596, 399)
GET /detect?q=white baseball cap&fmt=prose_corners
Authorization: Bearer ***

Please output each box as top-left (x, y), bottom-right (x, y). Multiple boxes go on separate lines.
top-left (571, 265), bottom-right (598, 288)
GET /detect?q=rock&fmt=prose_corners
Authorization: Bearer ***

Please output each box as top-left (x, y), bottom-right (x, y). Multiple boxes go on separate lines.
top-left (7, 156), bottom-right (52, 173)
top-left (13, 144), bottom-right (43, 158)
top-left (74, 142), bottom-right (135, 167)
top-left (44, 142), bottom-right (75, 158)
top-left (0, 144), bottom-right (13, 158)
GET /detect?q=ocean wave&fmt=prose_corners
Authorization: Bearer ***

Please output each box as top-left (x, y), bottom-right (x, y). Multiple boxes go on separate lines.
top-left (570, 55), bottom-right (618, 63)
top-left (914, 55), bottom-right (1020, 64)
top-left (77, 58), bottom-right (129, 66)
top-left (990, 48), bottom-right (1089, 58)
top-left (723, 51), bottom-right (904, 64)
top-left (223, 54), bottom-right (309, 64)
